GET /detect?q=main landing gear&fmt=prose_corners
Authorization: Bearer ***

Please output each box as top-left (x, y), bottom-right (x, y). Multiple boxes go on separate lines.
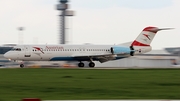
top-left (89, 62), bottom-right (95, 67)
top-left (78, 62), bottom-right (95, 68)
top-left (78, 62), bottom-right (84, 67)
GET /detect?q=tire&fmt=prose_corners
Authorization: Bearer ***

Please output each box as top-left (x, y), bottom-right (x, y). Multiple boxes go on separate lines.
top-left (78, 63), bottom-right (84, 67)
top-left (89, 62), bottom-right (95, 67)
top-left (20, 64), bottom-right (24, 68)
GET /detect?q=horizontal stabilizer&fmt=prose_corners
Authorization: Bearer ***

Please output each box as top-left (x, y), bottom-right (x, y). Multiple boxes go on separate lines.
top-left (158, 28), bottom-right (174, 31)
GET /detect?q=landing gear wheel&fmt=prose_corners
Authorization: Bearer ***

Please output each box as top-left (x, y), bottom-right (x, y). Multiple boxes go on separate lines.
top-left (89, 62), bottom-right (95, 67)
top-left (20, 64), bottom-right (24, 68)
top-left (78, 62), bottom-right (84, 67)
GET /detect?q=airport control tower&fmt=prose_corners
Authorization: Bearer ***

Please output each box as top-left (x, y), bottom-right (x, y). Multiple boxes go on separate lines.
top-left (56, 0), bottom-right (74, 44)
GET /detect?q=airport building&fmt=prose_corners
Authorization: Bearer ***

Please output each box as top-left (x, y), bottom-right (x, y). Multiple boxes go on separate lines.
top-left (95, 49), bottom-right (178, 68)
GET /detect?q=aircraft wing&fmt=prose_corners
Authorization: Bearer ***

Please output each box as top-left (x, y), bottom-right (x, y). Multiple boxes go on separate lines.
top-left (72, 53), bottom-right (128, 63)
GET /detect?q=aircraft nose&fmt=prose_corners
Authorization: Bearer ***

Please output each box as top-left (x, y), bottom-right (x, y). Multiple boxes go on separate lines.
top-left (4, 52), bottom-right (10, 59)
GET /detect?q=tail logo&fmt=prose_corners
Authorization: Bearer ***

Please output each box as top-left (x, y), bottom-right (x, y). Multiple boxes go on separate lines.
top-left (143, 34), bottom-right (151, 40)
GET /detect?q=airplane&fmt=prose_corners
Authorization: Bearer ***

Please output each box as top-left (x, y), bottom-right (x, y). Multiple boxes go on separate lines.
top-left (3, 26), bottom-right (172, 68)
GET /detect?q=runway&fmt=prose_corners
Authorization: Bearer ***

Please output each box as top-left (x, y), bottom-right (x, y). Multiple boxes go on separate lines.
top-left (1, 65), bottom-right (180, 69)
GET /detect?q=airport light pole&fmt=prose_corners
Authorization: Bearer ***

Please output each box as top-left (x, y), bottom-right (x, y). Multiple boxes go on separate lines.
top-left (56, 0), bottom-right (74, 44)
top-left (18, 27), bottom-right (24, 45)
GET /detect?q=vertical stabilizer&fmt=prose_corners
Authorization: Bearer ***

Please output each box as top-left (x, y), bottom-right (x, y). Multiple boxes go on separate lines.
top-left (131, 27), bottom-right (158, 46)
top-left (130, 26), bottom-right (173, 54)
top-left (131, 27), bottom-right (173, 46)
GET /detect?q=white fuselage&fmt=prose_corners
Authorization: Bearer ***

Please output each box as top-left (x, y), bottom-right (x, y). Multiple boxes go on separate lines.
top-left (4, 44), bottom-right (151, 62)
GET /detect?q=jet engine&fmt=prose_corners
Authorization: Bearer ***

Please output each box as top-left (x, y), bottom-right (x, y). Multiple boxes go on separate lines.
top-left (111, 46), bottom-right (134, 56)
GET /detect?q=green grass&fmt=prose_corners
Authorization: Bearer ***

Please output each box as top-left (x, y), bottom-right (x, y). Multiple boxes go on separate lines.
top-left (0, 68), bottom-right (180, 101)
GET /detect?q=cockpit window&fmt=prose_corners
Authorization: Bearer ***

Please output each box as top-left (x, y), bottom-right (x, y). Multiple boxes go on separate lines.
top-left (11, 48), bottom-right (21, 51)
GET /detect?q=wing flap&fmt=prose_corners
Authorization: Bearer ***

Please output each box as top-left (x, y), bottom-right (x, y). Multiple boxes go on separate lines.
top-left (71, 53), bottom-right (111, 57)
top-left (72, 53), bottom-right (118, 63)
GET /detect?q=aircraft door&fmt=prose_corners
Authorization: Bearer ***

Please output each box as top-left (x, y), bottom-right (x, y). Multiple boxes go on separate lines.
top-left (24, 46), bottom-right (31, 57)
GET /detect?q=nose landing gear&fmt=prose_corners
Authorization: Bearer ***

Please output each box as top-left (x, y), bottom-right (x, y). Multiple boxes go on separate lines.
top-left (20, 64), bottom-right (24, 68)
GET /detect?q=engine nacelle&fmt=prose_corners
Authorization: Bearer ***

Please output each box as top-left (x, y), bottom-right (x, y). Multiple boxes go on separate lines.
top-left (111, 46), bottom-right (133, 55)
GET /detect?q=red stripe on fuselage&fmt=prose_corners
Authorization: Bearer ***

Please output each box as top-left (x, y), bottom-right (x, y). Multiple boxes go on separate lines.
top-left (131, 40), bottom-right (150, 46)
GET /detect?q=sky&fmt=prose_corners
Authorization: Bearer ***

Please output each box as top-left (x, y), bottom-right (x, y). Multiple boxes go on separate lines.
top-left (0, 0), bottom-right (179, 49)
